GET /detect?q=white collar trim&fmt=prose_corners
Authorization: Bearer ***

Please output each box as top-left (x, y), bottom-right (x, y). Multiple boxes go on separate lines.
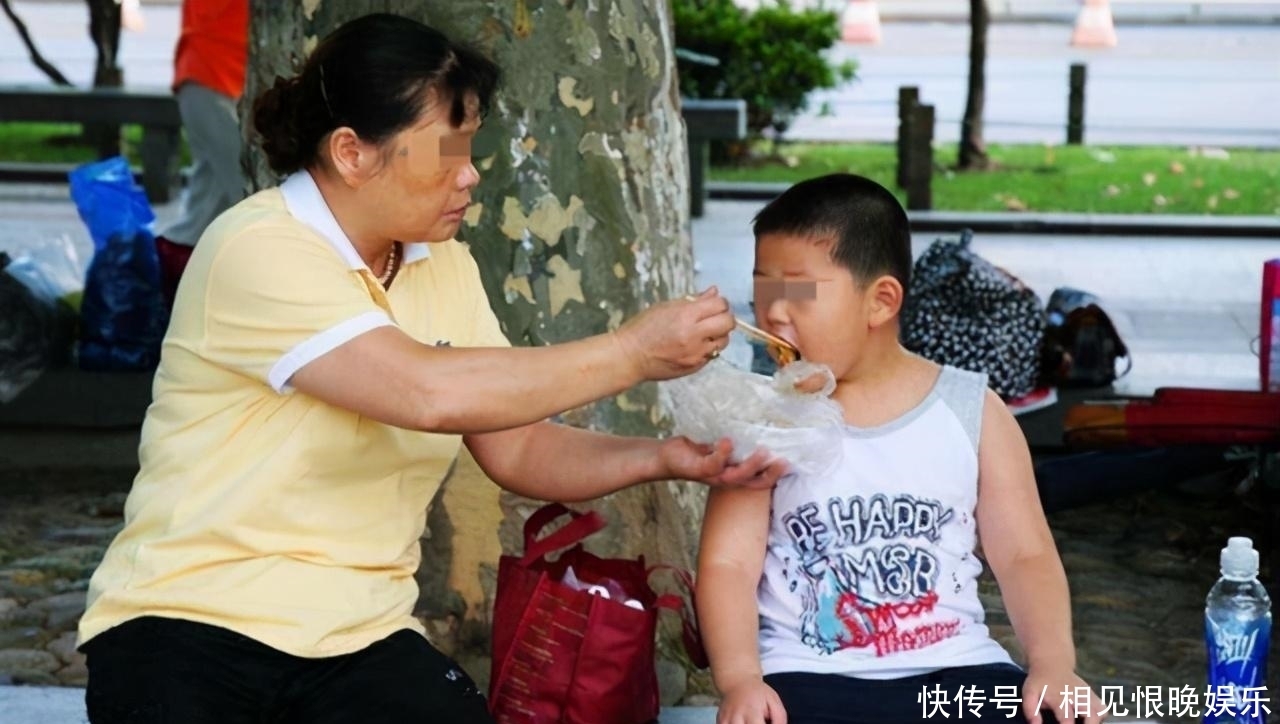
top-left (279, 170), bottom-right (431, 269)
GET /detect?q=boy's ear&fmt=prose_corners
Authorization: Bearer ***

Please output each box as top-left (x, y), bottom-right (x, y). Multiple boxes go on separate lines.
top-left (866, 274), bottom-right (904, 329)
top-left (326, 126), bottom-right (381, 187)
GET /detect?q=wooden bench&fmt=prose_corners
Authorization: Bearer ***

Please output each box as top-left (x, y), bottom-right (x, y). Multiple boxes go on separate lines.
top-left (0, 84), bottom-right (182, 203)
top-left (681, 98), bottom-right (747, 218)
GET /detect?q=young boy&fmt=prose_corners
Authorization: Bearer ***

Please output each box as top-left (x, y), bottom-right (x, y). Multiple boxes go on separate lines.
top-left (696, 174), bottom-right (1104, 724)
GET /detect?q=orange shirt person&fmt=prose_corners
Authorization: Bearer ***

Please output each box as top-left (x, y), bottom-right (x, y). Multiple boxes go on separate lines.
top-left (154, 0), bottom-right (249, 310)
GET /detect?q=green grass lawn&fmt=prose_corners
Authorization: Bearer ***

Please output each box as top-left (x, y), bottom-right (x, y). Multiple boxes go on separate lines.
top-left (2, 124), bottom-right (1275, 216)
top-left (0, 122), bottom-right (191, 168)
top-left (710, 142), bottom-right (1280, 216)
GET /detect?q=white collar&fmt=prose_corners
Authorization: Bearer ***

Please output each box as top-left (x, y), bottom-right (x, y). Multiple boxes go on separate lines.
top-left (279, 170), bottom-right (431, 269)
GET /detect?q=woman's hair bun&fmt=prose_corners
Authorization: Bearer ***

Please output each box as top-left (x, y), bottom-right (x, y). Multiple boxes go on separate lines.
top-left (252, 75), bottom-right (308, 175)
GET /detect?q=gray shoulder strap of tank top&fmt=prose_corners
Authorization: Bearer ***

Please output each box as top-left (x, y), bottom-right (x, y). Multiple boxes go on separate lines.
top-left (934, 366), bottom-right (988, 454)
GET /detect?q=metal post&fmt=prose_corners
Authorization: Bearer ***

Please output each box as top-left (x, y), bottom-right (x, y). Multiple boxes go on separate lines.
top-left (896, 86), bottom-right (919, 189)
top-left (1067, 63), bottom-right (1086, 145)
top-left (689, 139), bottom-right (708, 219)
top-left (906, 104), bottom-right (933, 211)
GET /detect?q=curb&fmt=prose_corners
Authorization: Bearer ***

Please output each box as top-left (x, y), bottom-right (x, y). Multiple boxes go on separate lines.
top-left (706, 182), bottom-right (1280, 238)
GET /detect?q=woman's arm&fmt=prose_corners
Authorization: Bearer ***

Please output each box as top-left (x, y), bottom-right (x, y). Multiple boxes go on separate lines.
top-left (464, 422), bottom-right (786, 502)
top-left (290, 293), bottom-right (733, 434)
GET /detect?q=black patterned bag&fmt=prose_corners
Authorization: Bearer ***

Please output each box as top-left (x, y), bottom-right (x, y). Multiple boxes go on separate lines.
top-left (901, 230), bottom-right (1046, 399)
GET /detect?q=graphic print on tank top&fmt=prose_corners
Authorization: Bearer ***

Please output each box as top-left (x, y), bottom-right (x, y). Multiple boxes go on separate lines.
top-left (778, 491), bottom-right (963, 657)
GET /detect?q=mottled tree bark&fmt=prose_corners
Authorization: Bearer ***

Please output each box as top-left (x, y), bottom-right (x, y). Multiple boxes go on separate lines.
top-left (958, 0), bottom-right (990, 170)
top-left (246, 0), bottom-right (703, 698)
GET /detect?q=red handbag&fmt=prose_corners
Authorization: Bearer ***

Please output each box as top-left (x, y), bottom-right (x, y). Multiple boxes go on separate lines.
top-left (488, 503), bottom-right (706, 724)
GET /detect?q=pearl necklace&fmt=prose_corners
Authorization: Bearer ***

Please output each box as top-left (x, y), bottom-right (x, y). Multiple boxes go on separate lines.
top-left (378, 242), bottom-right (402, 288)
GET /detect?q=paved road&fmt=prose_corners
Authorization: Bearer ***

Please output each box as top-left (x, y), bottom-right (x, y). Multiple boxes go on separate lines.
top-left (790, 23), bottom-right (1280, 147)
top-left (739, 0), bottom-right (1280, 24)
top-left (2, 4), bottom-right (1278, 147)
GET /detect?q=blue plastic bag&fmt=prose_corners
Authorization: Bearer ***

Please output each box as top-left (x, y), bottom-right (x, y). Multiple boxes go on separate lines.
top-left (69, 156), bottom-right (168, 371)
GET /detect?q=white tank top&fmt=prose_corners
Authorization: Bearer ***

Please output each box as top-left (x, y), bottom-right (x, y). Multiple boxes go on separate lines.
top-left (757, 366), bottom-right (1014, 679)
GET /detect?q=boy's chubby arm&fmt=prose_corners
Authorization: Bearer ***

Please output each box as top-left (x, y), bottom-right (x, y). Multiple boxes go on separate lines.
top-left (697, 486), bottom-right (788, 724)
top-left (975, 388), bottom-right (1103, 724)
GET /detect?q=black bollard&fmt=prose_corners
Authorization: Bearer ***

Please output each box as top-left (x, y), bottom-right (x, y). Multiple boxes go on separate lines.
top-left (906, 104), bottom-right (934, 211)
top-left (1067, 63), bottom-right (1087, 145)
top-left (897, 86), bottom-right (919, 189)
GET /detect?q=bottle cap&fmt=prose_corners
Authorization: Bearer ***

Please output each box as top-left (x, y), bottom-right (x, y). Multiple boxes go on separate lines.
top-left (1221, 536), bottom-right (1260, 580)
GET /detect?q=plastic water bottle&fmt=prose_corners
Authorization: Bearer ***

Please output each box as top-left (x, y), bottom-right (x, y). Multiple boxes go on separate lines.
top-left (1205, 537), bottom-right (1272, 724)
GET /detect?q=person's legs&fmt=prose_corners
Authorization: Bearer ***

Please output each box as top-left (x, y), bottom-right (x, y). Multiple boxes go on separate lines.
top-left (154, 237), bottom-right (194, 310)
top-left (765, 672), bottom-right (933, 724)
top-left (82, 616), bottom-right (287, 724)
top-left (162, 82), bottom-right (244, 247)
top-left (156, 82), bottom-right (244, 308)
top-left (281, 629), bottom-right (494, 724)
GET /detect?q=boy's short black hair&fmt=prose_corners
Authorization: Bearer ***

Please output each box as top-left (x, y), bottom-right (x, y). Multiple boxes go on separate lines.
top-left (752, 173), bottom-right (912, 290)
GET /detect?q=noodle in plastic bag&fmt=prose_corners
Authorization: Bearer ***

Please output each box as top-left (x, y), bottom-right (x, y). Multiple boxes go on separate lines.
top-left (660, 359), bottom-right (845, 478)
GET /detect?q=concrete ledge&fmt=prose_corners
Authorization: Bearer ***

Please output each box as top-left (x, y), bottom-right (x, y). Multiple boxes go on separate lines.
top-left (0, 162), bottom-right (189, 189)
top-left (707, 182), bottom-right (1280, 238)
top-left (0, 369), bottom-right (153, 429)
top-left (0, 685), bottom-right (1179, 723)
top-left (0, 687), bottom-right (719, 723)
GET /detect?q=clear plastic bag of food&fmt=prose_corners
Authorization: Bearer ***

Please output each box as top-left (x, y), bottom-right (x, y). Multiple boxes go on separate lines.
top-left (660, 358), bottom-right (845, 478)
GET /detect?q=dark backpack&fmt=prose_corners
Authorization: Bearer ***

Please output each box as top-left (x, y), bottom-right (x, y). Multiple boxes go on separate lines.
top-left (1040, 287), bottom-right (1131, 388)
top-left (902, 230), bottom-right (1046, 399)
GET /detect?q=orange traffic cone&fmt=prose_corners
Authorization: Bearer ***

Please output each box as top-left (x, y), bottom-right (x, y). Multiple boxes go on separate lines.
top-left (841, 0), bottom-right (882, 45)
top-left (1071, 0), bottom-right (1118, 47)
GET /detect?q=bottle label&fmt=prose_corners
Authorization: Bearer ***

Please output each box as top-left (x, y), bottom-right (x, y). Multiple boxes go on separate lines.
top-left (1206, 614), bottom-right (1271, 724)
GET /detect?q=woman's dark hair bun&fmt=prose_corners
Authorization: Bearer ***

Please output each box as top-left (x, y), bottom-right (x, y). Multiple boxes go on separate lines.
top-left (253, 75), bottom-right (309, 175)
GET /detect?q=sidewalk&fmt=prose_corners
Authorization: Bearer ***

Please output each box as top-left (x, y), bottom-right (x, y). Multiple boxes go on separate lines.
top-left (0, 685), bottom-right (1177, 723)
top-left (0, 687), bottom-right (721, 724)
top-left (1, 187), bottom-right (1273, 397)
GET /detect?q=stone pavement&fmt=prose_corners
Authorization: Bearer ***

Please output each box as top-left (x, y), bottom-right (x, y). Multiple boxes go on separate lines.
top-left (0, 686), bottom-right (717, 724)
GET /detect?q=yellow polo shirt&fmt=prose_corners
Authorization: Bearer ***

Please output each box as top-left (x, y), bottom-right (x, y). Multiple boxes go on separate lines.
top-left (78, 171), bottom-right (509, 658)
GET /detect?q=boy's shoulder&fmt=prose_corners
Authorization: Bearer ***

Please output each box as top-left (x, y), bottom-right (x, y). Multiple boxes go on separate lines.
top-left (933, 365), bottom-right (990, 453)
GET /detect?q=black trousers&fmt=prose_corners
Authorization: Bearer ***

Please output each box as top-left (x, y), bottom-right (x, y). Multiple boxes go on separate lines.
top-left (766, 663), bottom-right (1072, 724)
top-left (82, 616), bottom-right (494, 724)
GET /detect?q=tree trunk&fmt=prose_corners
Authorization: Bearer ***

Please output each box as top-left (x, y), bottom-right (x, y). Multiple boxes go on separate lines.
top-left (958, 0), bottom-right (989, 170)
top-left (246, 0), bottom-right (704, 700)
top-left (84, 0), bottom-right (123, 157)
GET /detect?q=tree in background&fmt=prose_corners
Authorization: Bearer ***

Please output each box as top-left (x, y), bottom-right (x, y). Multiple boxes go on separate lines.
top-left (0, 0), bottom-right (72, 86)
top-left (958, 0), bottom-right (991, 170)
top-left (673, 0), bottom-right (856, 162)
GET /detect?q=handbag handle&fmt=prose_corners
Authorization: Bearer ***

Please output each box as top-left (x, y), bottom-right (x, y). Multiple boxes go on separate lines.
top-left (520, 503), bottom-right (607, 565)
top-left (649, 564), bottom-right (710, 669)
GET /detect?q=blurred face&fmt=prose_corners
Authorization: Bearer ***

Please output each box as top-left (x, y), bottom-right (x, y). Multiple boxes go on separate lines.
top-left (753, 233), bottom-right (877, 378)
top-left (364, 92), bottom-right (482, 242)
